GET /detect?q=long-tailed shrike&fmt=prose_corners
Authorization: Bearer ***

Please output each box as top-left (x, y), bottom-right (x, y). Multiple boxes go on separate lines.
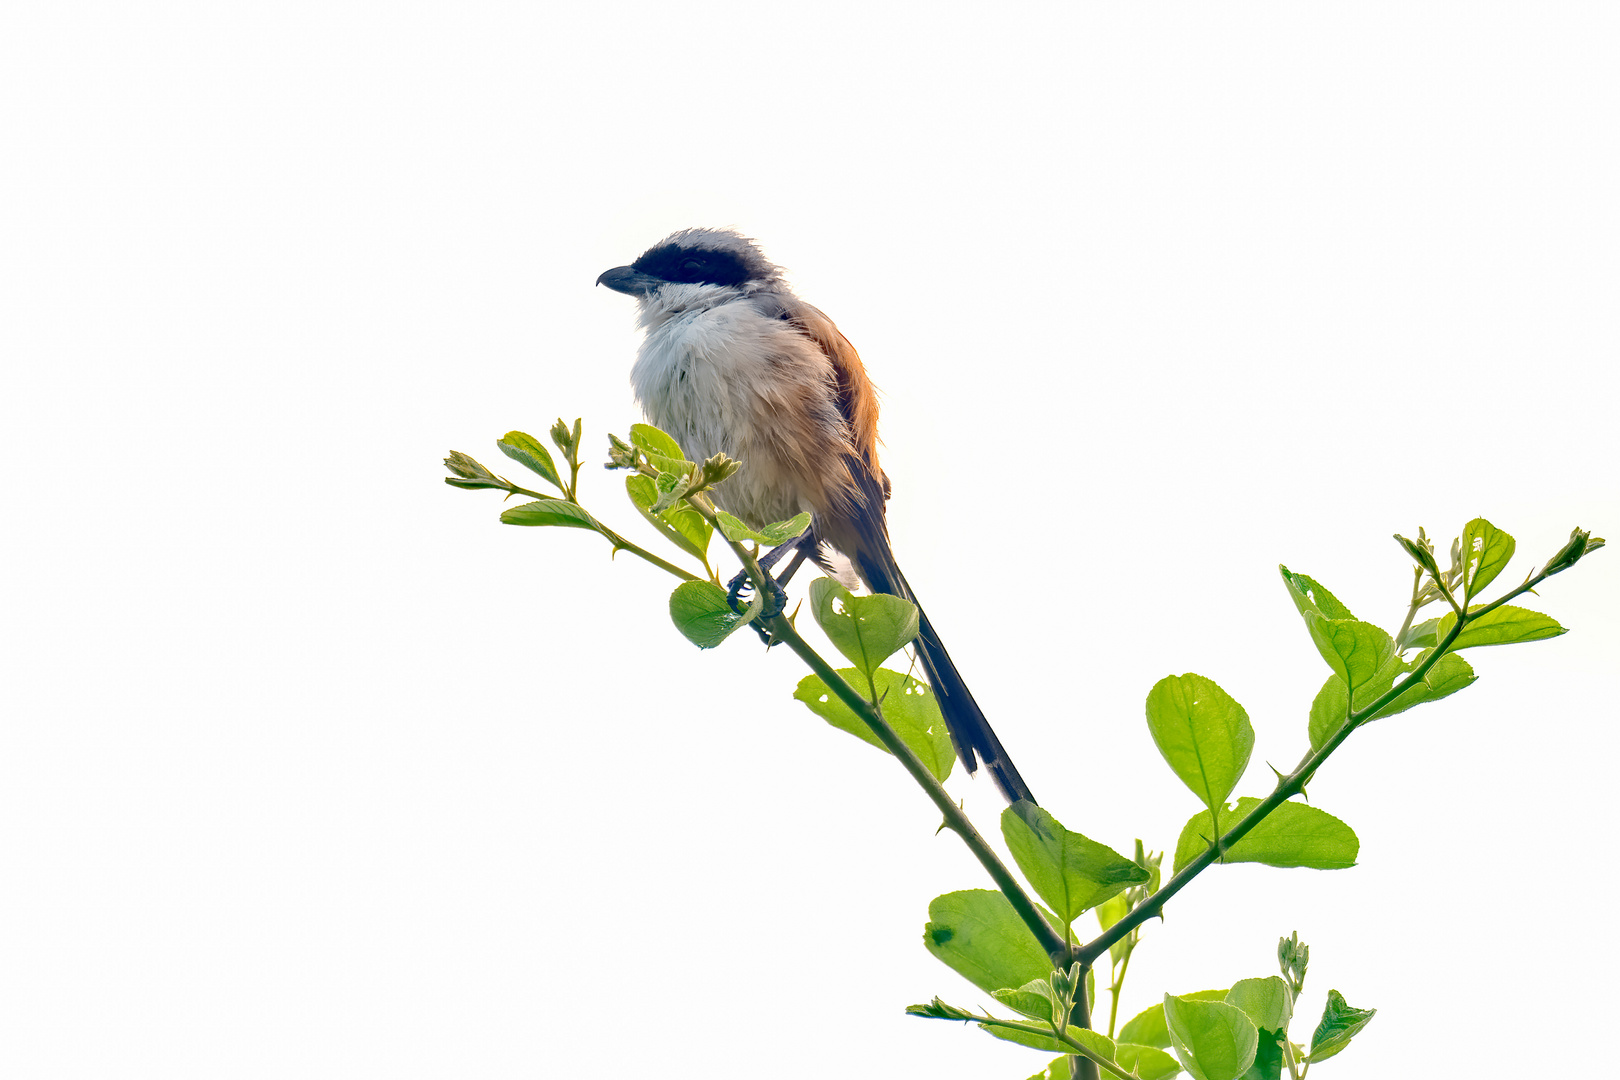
top-left (598, 228), bottom-right (1035, 805)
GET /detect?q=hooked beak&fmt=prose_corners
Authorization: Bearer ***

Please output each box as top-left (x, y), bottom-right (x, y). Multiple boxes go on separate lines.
top-left (596, 266), bottom-right (663, 297)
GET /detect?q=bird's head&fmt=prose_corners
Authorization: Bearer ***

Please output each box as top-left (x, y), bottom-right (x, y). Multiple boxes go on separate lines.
top-left (596, 228), bottom-right (783, 309)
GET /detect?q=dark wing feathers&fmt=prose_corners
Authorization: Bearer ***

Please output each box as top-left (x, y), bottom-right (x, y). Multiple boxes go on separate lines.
top-left (780, 303), bottom-right (1037, 804)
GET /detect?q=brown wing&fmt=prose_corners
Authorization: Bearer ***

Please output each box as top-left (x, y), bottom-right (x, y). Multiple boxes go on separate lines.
top-left (778, 301), bottom-right (1036, 802)
top-left (787, 302), bottom-right (889, 499)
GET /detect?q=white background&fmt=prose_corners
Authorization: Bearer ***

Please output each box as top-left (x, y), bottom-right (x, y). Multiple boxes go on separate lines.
top-left (4, 3), bottom-right (1616, 1077)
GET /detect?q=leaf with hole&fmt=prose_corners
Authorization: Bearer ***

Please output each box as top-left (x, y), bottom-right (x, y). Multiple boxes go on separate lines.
top-left (1279, 567), bottom-right (1357, 621)
top-left (810, 577), bottom-right (920, 677)
top-left (1460, 517), bottom-right (1515, 601)
top-left (792, 668), bottom-right (954, 782)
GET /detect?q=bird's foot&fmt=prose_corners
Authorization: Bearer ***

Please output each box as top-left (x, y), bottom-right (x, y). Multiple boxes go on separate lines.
top-left (727, 567), bottom-right (788, 621)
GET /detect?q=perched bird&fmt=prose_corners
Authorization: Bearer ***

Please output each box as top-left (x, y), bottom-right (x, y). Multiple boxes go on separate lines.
top-left (598, 228), bottom-right (1035, 805)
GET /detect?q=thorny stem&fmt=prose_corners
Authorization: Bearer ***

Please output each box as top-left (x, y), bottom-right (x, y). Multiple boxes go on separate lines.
top-left (678, 490), bottom-right (1069, 962)
top-left (1080, 562), bottom-right (1560, 964)
top-left (590, 518), bottom-right (704, 582)
top-left (448, 459), bottom-right (702, 582)
top-left (684, 480), bottom-right (1085, 1080)
top-left (490, 440), bottom-right (1595, 1076)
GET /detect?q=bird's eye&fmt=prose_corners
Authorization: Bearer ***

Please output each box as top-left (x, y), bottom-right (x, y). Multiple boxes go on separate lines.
top-left (680, 258), bottom-right (705, 277)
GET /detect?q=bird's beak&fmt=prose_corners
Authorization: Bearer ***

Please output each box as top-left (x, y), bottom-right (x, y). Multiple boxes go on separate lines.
top-left (596, 266), bottom-right (663, 297)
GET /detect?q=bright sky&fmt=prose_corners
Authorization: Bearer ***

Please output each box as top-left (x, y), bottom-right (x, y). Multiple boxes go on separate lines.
top-left (4, 4), bottom-right (1617, 1078)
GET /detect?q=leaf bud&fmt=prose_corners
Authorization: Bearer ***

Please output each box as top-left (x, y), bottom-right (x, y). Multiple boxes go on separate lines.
top-left (605, 433), bottom-right (640, 470)
top-left (442, 451), bottom-right (512, 489)
top-left (1278, 931), bottom-right (1309, 991)
top-left (1394, 533), bottom-right (1441, 577)
top-left (443, 450), bottom-right (498, 482)
top-left (549, 418), bottom-right (575, 455)
top-left (700, 452), bottom-right (742, 487)
top-left (1542, 527), bottom-right (1606, 576)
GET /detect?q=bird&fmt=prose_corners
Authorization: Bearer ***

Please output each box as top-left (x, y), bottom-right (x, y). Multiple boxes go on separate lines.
top-left (597, 227), bottom-right (1036, 805)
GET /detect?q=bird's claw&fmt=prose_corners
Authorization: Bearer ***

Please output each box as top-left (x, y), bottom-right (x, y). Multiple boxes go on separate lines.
top-left (727, 568), bottom-right (788, 621)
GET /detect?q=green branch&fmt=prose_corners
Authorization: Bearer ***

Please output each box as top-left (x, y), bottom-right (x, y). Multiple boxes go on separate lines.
top-left (676, 490), bottom-right (1070, 963)
top-left (969, 1017), bottom-right (1134, 1080)
top-left (1078, 555), bottom-right (1574, 965)
top-left (590, 518), bottom-right (704, 582)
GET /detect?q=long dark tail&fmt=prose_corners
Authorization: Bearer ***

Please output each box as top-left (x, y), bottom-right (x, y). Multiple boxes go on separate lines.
top-left (854, 546), bottom-right (1037, 805)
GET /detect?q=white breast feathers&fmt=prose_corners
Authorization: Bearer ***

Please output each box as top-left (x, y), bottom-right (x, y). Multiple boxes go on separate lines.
top-left (629, 290), bottom-right (855, 530)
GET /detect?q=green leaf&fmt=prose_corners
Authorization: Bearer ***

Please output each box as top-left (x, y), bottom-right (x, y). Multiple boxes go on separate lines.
top-left (1460, 517), bottom-right (1516, 601)
top-left (499, 498), bottom-right (600, 530)
top-left (1306, 652), bottom-right (1477, 750)
top-left (1002, 805), bottom-right (1149, 925)
top-left (712, 509), bottom-right (814, 546)
top-left (1117, 1043), bottom-right (1183, 1080)
top-left (990, 1027), bottom-right (1115, 1063)
top-left (667, 580), bottom-right (749, 648)
top-left (1238, 1029), bottom-right (1285, 1080)
top-left (1025, 1057), bottom-right (1074, 1080)
top-left (992, 979), bottom-right (1062, 1024)
top-left (648, 470), bottom-right (694, 514)
top-left (981, 1024), bottom-right (1067, 1054)
top-left (625, 474), bottom-right (712, 565)
top-left (792, 668), bottom-right (955, 782)
top-left (1164, 994), bottom-right (1258, 1080)
top-left (1438, 604), bottom-right (1566, 650)
top-left (1145, 674), bottom-right (1254, 814)
top-left (1279, 567), bottom-right (1357, 621)
top-left (497, 430), bottom-right (564, 490)
top-left (1119, 991), bottom-right (1227, 1050)
top-left (1307, 990), bottom-right (1375, 1064)
top-left (1067, 1028), bottom-right (1117, 1064)
top-left (1172, 798), bottom-right (1358, 874)
top-left (1224, 978), bottom-right (1292, 1036)
top-left (628, 423), bottom-right (692, 475)
top-left (1403, 616), bottom-right (1440, 649)
top-left (1303, 616), bottom-right (1396, 697)
top-left (809, 577), bottom-right (920, 677)
top-left (922, 890), bottom-right (1052, 996)
top-left (983, 1022), bottom-right (1116, 1059)
top-left (1094, 892), bottom-right (1129, 931)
